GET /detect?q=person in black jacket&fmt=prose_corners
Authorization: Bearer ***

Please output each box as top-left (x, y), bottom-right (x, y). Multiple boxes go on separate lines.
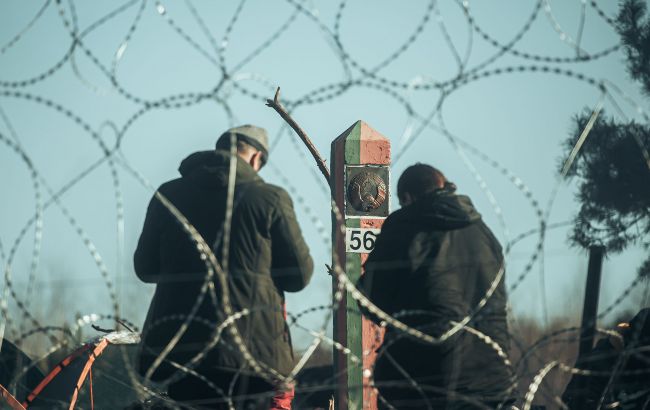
top-left (134, 125), bottom-right (314, 409)
top-left (562, 308), bottom-right (650, 409)
top-left (357, 163), bottom-right (515, 409)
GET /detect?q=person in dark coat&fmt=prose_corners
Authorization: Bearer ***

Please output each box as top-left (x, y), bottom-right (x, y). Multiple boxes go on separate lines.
top-left (134, 125), bottom-right (314, 409)
top-left (562, 308), bottom-right (650, 409)
top-left (357, 163), bottom-right (515, 409)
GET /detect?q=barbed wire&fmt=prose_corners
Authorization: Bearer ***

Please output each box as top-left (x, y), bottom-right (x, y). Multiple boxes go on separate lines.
top-left (1, 1), bottom-right (649, 408)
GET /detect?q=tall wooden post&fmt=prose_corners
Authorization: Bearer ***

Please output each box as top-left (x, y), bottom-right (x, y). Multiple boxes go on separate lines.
top-left (578, 245), bottom-right (605, 357)
top-left (331, 121), bottom-right (390, 410)
top-left (575, 245), bottom-right (605, 409)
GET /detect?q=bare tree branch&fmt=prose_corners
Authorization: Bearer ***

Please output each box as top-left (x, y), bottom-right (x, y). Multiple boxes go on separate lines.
top-left (266, 87), bottom-right (331, 183)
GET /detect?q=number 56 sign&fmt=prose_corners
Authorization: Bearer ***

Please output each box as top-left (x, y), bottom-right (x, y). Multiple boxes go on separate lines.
top-left (345, 228), bottom-right (380, 253)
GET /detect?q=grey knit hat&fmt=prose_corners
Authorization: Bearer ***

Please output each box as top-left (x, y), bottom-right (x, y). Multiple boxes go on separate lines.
top-left (216, 124), bottom-right (269, 163)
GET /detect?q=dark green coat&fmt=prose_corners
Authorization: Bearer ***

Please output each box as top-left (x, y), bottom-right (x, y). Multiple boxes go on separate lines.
top-left (134, 150), bottom-right (313, 380)
top-left (357, 190), bottom-right (514, 407)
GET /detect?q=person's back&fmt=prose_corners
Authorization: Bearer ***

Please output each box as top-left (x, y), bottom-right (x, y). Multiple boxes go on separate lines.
top-left (134, 125), bottom-right (313, 408)
top-left (358, 163), bottom-right (513, 409)
top-left (562, 308), bottom-right (650, 409)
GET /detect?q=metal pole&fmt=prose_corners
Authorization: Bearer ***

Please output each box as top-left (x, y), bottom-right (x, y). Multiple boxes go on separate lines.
top-left (578, 245), bottom-right (605, 358)
top-left (574, 245), bottom-right (605, 409)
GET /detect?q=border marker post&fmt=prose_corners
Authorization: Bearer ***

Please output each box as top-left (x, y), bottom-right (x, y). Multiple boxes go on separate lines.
top-left (331, 120), bottom-right (390, 410)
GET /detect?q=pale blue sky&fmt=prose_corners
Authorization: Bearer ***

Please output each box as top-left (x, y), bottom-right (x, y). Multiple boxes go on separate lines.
top-left (1, 1), bottom-right (648, 350)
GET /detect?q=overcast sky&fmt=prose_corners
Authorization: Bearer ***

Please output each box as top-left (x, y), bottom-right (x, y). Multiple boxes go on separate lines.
top-left (1, 1), bottom-right (648, 350)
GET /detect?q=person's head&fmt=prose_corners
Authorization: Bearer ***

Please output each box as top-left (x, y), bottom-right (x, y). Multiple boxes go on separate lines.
top-left (397, 163), bottom-right (453, 207)
top-left (215, 124), bottom-right (269, 172)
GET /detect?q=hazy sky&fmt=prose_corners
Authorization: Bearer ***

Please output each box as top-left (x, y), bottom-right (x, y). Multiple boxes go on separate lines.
top-left (1, 0), bottom-right (648, 350)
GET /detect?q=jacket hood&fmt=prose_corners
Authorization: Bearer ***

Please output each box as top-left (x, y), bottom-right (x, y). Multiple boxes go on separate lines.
top-left (398, 191), bottom-right (482, 230)
top-left (178, 150), bottom-right (261, 187)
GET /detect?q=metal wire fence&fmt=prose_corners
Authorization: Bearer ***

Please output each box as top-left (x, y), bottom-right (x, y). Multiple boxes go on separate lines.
top-left (1, 1), bottom-right (649, 409)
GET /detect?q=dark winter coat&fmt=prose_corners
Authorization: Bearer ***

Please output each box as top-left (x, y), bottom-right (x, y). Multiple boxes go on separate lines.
top-left (562, 308), bottom-right (650, 409)
top-left (134, 150), bottom-right (313, 380)
top-left (357, 190), bottom-right (514, 408)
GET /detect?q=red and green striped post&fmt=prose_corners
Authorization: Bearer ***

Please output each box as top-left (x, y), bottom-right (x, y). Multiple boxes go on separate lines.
top-left (331, 121), bottom-right (390, 410)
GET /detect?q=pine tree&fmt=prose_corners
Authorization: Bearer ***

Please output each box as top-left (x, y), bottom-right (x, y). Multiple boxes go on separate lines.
top-left (617, 0), bottom-right (650, 96)
top-left (561, 0), bottom-right (650, 277)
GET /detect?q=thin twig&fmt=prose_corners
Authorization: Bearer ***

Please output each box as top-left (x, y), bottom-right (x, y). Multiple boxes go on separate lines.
top-left (266, 87), bottom-right (331, 183)
top-left (91, 324), bottom-right (113, 334)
